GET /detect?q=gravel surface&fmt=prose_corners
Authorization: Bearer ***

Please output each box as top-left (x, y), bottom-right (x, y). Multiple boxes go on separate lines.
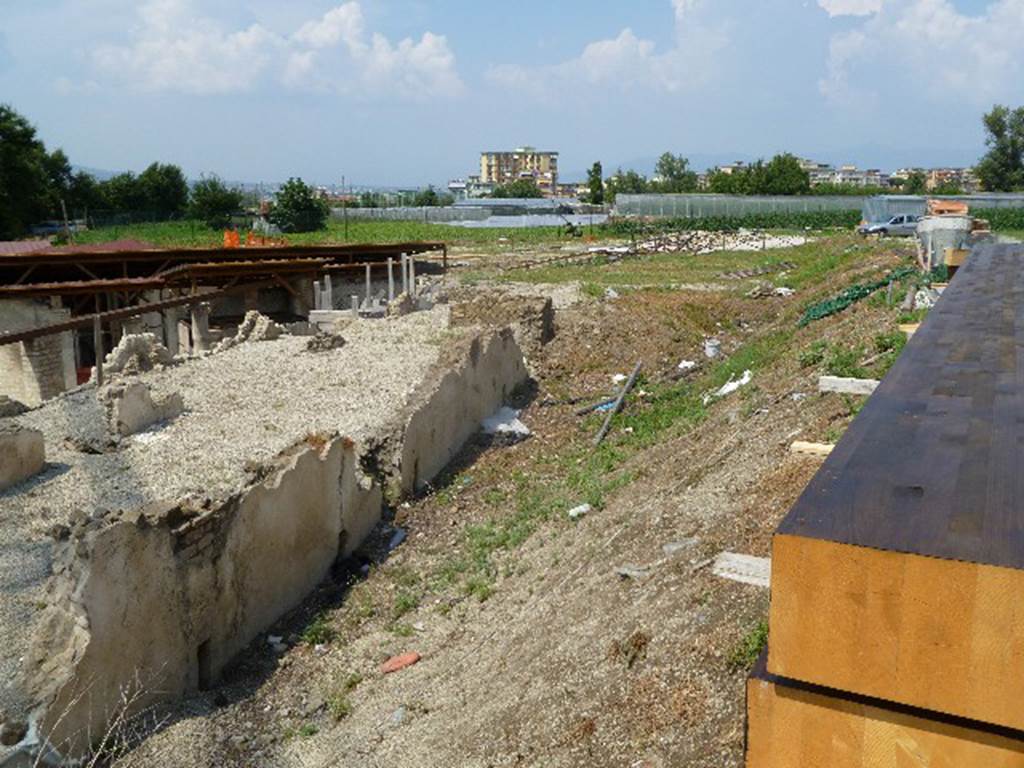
top-left (0, 308), bottom-right (451, 718)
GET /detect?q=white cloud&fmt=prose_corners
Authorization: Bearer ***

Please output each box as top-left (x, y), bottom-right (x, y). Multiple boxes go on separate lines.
top-left (94, 0), bottom-right (276, 94)
top-left (486, 0), bottom-right (727, 98)
top-left (90, 0), bottom-right (462, 99)
top-left (818, 0), bottom-right (883, 17)
top-left (820, 0), bottom-right (1024, 105)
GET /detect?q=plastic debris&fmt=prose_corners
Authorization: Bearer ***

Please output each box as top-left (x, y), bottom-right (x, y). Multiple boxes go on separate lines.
top-left (387, 528), bottom-right (407, 552)
top-left (482, 406), bottom-right (531, 444)
top-left (703, 370), bottom-right (752, 404)
top-left (604, 287), bottom-right (621, 300)
top-left (568, 503), bottom-right (592, 521)
top-left (704, 339), bottom-right (722, 359)
top-left (678, 360), bottom-right (698, 372)
top-left (915, 288), bottom-right (939, 309)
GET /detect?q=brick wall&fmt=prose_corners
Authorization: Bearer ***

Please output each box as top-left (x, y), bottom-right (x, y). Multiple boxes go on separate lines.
top-left (0, 300), bottom-right (76, 406)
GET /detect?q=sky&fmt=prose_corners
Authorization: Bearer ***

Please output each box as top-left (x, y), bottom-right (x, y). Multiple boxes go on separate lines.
top-left (1, 0), bottom-right (1022, 186)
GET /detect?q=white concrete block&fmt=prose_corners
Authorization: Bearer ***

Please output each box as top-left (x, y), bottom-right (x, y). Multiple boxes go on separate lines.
top-left (0, 425), bottom-right (45, 491)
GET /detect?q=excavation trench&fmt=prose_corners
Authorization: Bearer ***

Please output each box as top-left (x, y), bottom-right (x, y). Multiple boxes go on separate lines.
top-left (0, 315), bottom-right (529, 766)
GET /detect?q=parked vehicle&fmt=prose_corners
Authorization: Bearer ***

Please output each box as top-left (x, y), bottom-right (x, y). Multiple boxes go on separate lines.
top-left (858, 214), bottom-right (920, 237)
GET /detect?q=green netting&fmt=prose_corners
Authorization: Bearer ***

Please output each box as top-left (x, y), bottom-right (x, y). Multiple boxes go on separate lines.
top-left (798, 267), bottom-right (919, 327)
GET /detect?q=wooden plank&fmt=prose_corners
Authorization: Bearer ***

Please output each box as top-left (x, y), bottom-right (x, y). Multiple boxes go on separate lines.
top-left (789, 441), bottom-right (833, 458)
top-left (817, 376), bottom-right (879, 395)
top-left (767, 242), bottom-right (1024, 730)
top-left (780, 243), bottom-right (1024, 571)
top-left (899, 322), bottom-right (920, 336)
top-left (769, 535), bottom-right (1024, 731)
top-left (945, 248), bottom-right (970, 267)
top-left (747, 651), bottom-right (1024, 768)
top-left (712, 552), bottom-right (770, 588)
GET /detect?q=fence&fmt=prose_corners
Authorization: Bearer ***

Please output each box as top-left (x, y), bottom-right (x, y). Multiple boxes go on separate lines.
top-left (332, 207), bottom-right (489, 223)
top-left (614, 194), bottom-right (869, 219)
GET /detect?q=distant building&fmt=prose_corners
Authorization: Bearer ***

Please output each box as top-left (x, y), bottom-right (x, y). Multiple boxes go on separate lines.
top-left (926, 168), bottom-right (979, 193)
top-left (554, 181), bottom-right (589, 198)
top-left (890, 168), bottom-right (921, 186)
top-left (479, 147), bottom-right (559, 195)
top-left (448, 175), bottom-right (493, 200)
top-left (797, 158), bottom-right (837, 187)
top-left (714, 161), bottom-right (748, 176)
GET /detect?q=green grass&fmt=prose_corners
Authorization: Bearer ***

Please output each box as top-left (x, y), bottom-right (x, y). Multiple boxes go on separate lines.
top-left (429, 326), bottom-right (798, 603)
top-left (72, 218), bottom-right (573, 249)
top-left (392, 590), bottom-right (420, 620)
top-left (729, 620), bottom-right (769, 671)
top-left (824, 344), bottom-right (866, 378)
top-left (301, 613), bottom-right (337, 645)
top-left (327, 694), bottom-right (352, 721)
top-left (500, 236), bottom-right (870, 294)
top-left (417, 237), bottom-right (895, 608)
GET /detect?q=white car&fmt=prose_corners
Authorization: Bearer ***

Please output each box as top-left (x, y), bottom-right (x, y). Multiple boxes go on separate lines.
top-left (859, 215), bottom-right (920, 237)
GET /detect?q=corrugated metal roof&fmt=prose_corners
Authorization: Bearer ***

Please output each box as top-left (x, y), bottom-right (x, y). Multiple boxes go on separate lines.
top-left (47, 239), bottom-right (154, 254)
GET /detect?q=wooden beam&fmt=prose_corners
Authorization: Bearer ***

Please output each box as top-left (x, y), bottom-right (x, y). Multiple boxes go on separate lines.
top-left (818, 376), bottom-right (879, 396)
top-left (789, 441), bottom-right (834, 458)
top-left (747, 652), bottom-right (1024, 767)
top-left (900, 323), bottom-right (920, 337)
top-left (770, 534), bottom-right (1024, 731)
top-left (945, 248), bottom-right (970, 267)
top-left (13, 264), bottom-right (37, 285)
top-left (0, 279), bottom-right (276, 347)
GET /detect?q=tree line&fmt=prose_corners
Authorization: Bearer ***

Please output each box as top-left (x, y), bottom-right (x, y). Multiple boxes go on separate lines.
top-left (0, 104), bottom-right (332, 239)
top-left (583, 105), bottom-right (1024, 203)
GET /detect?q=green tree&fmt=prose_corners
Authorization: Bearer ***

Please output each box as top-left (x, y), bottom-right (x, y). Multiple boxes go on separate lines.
top-left (707, 169), bottom-right (739, 194)
top-left (652, 152), bottom-right (698, 193)
top-left (0, 105), bottom-right (52, 238)
top-left (932, 181), bottom-right (964, 196)
top-left (67, 171), bottom-right (104, 216)
top-left (761, 153), bottom-right (811, 195)
top-left (492, 178), bottom-right (544, 198)
top-left (707, 154), bottom-right (809, 195)
top-left (976, 105), bottom-right (1024, 191)
top-left (413, 185), bottom-right (440, 206)
top-left (99, 172), bottom-right (145, 213)
top-left (138, 162), bottom-right (188, 217)
top-left (269, 177), bottom-right (329, 232)
top-left (604, 168), bottom-right (649, 202)
top-left (189, 174), bottom-right (244, 229)
top-left (903, 171), bottom-right (928, 195)
top-left (586, 161), bottom-right (604, 204)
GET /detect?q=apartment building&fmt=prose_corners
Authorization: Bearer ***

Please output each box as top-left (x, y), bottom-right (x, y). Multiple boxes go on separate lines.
top-left (798, 158), bottom-right (836, 187)
top-left (926, 167), bottom-right (979, 193)
top-left (479, 147), bottom-right (559, 194)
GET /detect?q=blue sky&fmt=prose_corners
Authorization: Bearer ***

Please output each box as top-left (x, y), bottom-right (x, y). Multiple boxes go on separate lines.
top-left (1, 0), bottom-right (1022, 186)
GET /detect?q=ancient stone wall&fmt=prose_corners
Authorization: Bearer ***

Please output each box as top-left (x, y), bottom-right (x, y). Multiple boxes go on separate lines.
top-left (9, 327), bottom-right (529, 764)
top-left (0, 300), bottom-right (76, 407)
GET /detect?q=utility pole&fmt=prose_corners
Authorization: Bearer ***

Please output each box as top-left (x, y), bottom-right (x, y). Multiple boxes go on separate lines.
top-left (342, 174), bottom-right (348, 241)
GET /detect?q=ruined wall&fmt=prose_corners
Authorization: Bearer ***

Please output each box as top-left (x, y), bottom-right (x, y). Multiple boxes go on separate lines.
top-left (394, 329), bottom-right (529, 494)
top-left (13, 325), bottom-right (529, 763)
top-left (0, 300), bottom-right (76, 406)
top-left (28, 437), bottom-right (380, 757)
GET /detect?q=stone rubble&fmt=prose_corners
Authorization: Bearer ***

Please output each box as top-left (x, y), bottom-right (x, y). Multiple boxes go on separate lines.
top-left (215, 311), bottom-right (284, 353)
